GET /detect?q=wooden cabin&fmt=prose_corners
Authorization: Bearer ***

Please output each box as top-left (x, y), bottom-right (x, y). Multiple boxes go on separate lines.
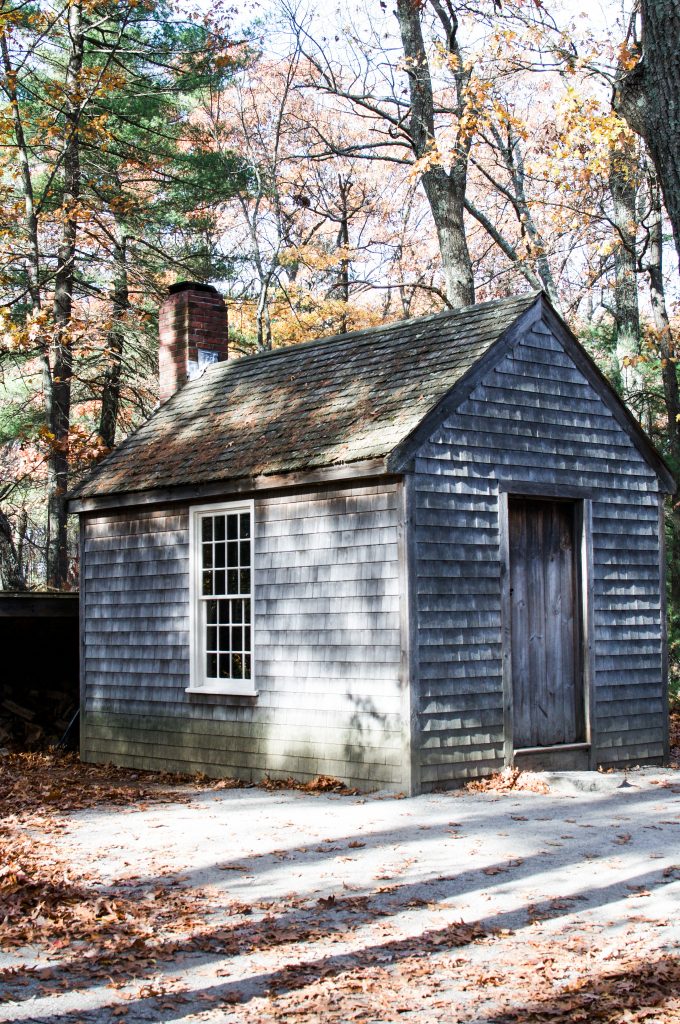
top-left (68, 285), bottom-right (673, 793)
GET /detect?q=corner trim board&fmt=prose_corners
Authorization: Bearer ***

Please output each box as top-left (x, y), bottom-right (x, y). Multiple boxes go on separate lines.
top-left (78, 516), bottom-right (86, 755)
top-left (498, 490), bottom-right (514, 767)
top-left (659, 494), bottom-right (670, 763)
top-left (398, 473), bottom-right (420, 795)
top-left (580, 499), bottom-right (597, 769)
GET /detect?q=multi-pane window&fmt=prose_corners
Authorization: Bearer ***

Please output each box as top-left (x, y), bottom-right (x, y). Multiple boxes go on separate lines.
top-left (190, 503), bottom-right (254, 692)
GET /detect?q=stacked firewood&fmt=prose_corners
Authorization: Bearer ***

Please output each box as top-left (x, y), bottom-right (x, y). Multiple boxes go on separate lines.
top-left (0, 684), bottom-right (78, 753)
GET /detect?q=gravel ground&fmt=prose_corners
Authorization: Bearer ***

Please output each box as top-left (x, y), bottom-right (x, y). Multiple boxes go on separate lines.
top-left (2, 767), bottom-right (680, 1023)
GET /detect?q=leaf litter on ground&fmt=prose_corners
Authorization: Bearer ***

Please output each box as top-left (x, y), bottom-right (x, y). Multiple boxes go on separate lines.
top-left (1, 750), bottom-right (679, 1023)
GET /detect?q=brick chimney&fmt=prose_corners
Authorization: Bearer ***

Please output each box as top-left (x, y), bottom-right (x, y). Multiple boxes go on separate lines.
top-left (158, 282), bottom-right (228, 404)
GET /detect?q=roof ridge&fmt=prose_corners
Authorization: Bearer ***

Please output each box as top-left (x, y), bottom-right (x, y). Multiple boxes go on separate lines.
top-left (202, 290), bottom-right (541, 379)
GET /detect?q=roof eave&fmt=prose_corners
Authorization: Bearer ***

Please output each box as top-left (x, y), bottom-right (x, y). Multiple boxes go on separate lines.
top-left (68, 456), bottom-right (395, 515)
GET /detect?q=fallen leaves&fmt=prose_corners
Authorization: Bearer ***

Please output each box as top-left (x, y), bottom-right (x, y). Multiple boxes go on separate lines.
top-left (2, 752), bottom-right (680, 1024)
top-left (669, 708), bottom-right (680, 767)
top-left (0, 751), bottom-right (210, 819)
top-left (465, 767), bottom-right (550, 794)
top-left (259, 773), bottom-right (357, 794)
top-left (483, 858), bottom-right (524, 875)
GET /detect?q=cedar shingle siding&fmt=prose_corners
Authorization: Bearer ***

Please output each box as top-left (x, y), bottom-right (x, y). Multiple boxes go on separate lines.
top-left (72, 294), bottom-right (672, 791)
top-left (82, 486), bottom-right (405, 788)
top-left (412, 319), bottom-right (666, 788)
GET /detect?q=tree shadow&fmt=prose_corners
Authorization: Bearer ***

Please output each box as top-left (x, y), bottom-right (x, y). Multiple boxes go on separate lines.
top-left (475, 955), bottom-right (680, 1023)
top-left (1, 853), bottom-right (676, 1018)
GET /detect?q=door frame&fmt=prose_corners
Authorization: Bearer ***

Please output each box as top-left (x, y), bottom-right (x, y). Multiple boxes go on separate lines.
top-left (498, 484), bottom-right (596, 768)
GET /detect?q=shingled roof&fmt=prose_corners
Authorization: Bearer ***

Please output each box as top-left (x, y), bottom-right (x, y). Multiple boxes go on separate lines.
top-left (71, 291), bottom-right (543, 502)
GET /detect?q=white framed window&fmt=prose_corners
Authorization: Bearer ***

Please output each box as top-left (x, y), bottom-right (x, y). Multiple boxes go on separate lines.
top-left (187, 500), bottom-right (256, 696)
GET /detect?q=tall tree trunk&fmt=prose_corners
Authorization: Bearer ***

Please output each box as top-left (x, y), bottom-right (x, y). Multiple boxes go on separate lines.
top-left (648, 185), bottom-right (680, 466)
top-left (421, 167), bottom-right (474, 308)
top-left (1, 31), bottom-right (45, 588)
top-left (490, 122), bottom-right (560, 306)
top-left (335, 175), bottom-right (350, 333)
top-left (646, 172), bottom-right (680, 609)
top-left (46, 0), bottom-right (83, 588)
top-left (609, 137), bottom-right (641, 411)
top-left (0, 32), bottom-right (41, 309)
top-left (0, 507), bottom-right (26, 590)
top-left (395, 0), bottom-right (474, 309)
top-left (99, 229), bottom-right (130, 449)
top-left (614, 0), bottom-right (680, 272)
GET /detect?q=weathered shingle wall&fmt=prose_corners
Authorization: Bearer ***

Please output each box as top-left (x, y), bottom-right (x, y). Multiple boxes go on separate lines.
top-left (413, 318), bottom-right (664, 788)
top-left (81, 483), bottom-right (404, 789)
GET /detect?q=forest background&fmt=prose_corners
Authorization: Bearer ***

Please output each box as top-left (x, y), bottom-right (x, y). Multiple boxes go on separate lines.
top-left (1, 0), bottom-right (679, 694)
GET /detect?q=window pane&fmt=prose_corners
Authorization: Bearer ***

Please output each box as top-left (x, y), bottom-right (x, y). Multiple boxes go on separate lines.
top-left (197, 511), bottom-right (254, 686)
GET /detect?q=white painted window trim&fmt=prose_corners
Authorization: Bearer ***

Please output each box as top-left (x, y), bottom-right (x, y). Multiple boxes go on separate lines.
top-left (187, 498), bottom-right (257, 697)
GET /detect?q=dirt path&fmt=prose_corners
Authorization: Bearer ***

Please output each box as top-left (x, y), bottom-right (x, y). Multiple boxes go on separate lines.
top-left (1, 756), bottom-right (679, 1023)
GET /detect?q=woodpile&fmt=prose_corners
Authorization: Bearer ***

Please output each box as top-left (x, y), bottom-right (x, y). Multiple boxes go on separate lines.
top-left (0, 591), bottom-right (79, 753)
top-left (0, 686), bottom-right (77, 753)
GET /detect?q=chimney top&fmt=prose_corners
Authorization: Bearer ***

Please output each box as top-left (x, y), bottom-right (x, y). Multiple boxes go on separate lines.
top-left (168, 281), bottom-right (219, 296)
top-left (158, 283), bottom-right (228, 404)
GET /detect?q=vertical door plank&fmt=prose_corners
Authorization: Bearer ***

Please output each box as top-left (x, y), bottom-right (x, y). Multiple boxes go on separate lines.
top-left (543, 504), bottom-right (564, 745)
top-left (527, 505), bottom-right (548, 745)
top-left (510, 502), bottom-right (531, 747)
top-left (510, 498), bottom-right (583, 749)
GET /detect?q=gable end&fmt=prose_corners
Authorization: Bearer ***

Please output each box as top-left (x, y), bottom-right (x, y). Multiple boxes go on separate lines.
top-left (387, 298), bottom-right (543, 473)
top-left (388, 294), bottom-right (675, 494)
top-left (538, 300), bottom-right (675, 494)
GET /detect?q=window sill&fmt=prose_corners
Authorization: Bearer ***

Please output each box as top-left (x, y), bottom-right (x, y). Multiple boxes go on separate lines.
top-left (186, 685), bottom-right (258, 698)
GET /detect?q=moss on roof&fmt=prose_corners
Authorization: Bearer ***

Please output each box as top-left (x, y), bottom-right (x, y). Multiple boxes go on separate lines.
top-left (71, 292), bottom-right (540, 500)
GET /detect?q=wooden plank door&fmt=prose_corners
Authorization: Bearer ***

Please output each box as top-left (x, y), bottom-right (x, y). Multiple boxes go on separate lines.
top-left (509, 498), bottom-right (584, 749)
